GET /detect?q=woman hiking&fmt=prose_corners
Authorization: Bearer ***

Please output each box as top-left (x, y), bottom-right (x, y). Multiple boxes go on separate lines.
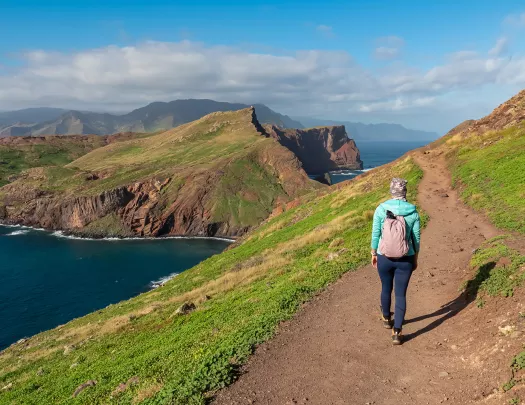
top-left (370, 178), bottom-right (421, 345)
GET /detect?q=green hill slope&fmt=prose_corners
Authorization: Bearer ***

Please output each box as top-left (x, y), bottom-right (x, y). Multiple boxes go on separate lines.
top-left (0, 133), bottom-right (160, 187)
top-left (435, 89), bottom-right (525, 233)
top-left (0, 136), bottom-right (106, 187)
top-left (0, 155), bottom-right (423, 404)
top-left (0, 108), bottom-right (319, 238)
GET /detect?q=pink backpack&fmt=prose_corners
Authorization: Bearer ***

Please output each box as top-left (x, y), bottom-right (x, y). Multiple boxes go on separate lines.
top-left (379, 209), bottom-right (409, 259)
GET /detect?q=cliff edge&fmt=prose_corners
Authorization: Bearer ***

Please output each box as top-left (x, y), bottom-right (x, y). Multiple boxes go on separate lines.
top-left (264, 125), bottom-right (363, 174)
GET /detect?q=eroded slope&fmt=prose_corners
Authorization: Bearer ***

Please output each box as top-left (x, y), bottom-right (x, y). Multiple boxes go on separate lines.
top-left (0, 108), bottom-right (319, 237)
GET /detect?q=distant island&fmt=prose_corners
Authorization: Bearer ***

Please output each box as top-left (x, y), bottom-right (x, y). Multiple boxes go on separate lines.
top-left (295, 116), bottom-right (439, 142)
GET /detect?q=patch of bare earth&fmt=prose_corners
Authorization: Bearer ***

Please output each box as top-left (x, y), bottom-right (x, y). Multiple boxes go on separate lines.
top-left (214, 150), bottom-right (522, 405)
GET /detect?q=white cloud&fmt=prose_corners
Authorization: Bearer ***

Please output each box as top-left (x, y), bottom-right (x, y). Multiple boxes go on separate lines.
top-left (359, 96), bottom-right (435, 112)
top-left (316, 25), bottom-right (335, 38)
top-left (489, 37), bottom-right (508, 56)
top-left (374, 36), bottom-right (405, 60)
top-left (504, 12), bottom-right (525, 27)
top-left (0, 38), bottom-right (524, 132)
top-left (374, 46), bottom-right (401, 60)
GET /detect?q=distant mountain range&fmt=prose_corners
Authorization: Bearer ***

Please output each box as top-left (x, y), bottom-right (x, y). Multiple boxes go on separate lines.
top-left (0, 108), bottom-right (68, 128)
top-left (294, 117), bottom-right (439, 141)
top-left (0, 100), bottom-right (303, 137)
top-left (0, 100), bottom-right (439, 141)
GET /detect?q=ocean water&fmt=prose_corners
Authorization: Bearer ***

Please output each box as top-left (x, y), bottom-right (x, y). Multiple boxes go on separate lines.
top-left (0, 226), bottom-right (230, 350)
top-left (329, 140), bottom-right (431, 184)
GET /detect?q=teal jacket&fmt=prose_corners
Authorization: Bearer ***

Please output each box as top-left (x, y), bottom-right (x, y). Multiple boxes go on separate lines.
top-left (371, 199), bottom-right (421, 256)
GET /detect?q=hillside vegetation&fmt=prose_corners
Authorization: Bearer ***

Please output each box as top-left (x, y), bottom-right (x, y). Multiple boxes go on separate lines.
top-left (0, 137), bottom-right (106, 187)
top-left (0, 156), bottom-right (423, 404)
top-left (0, 133), bottom-right (161, 187)
top-left (445, 125), bottom-right (525, 232)
top-left (436, 89), bottom-right (525, 233)
top-left (0, 108), bottom-right (319, 238)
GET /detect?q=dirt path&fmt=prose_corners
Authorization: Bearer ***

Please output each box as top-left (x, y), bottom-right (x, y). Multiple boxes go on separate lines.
top-left (214, 150), bottom-right (504, 405)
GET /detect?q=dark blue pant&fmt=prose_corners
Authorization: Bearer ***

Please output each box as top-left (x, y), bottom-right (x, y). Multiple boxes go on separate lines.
top-left (377, 255), bottom-right (414, 330)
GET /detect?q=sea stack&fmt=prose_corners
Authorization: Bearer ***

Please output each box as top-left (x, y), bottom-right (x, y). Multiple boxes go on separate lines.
top-left (264, 125), bottom-right (363, 174)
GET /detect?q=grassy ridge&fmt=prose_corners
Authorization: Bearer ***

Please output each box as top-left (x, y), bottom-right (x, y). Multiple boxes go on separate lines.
top-left (0, 132), bottom-right (161, 188)
top-left (0, 139), bottom-right (106, 186)
top-left (0, 157), bottom-right (423, 404)
top-left (65, 113), bottom-right (270, 196)
top-left (446, 125), bottom-right (525, 233)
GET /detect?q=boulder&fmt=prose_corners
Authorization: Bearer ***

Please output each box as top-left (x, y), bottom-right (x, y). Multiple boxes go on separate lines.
top-left (175, 302), bottom-right (196, 316)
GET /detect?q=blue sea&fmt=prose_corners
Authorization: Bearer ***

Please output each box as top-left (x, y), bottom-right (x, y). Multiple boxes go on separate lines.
top-left (329, 140), bottom-right (431, 184)
top-left (0, 227), bottom-right (230, 350)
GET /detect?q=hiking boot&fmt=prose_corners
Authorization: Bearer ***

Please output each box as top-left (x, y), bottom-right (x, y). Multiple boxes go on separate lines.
top-left (392, 328), bottom-right (403, 345)
top-left (379, 307), bottom-right (393, 329)
top-left (380, 314), bottom-right (393, 329)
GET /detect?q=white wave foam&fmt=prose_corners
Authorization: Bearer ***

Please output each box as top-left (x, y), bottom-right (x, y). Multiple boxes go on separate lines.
top-left (1, 223), bottom-right (45, 231)
top-left (51, 230), bottom-right (234, 243)
top-left (6, 229), bottom-right (29, 236)
top-left (150, 272), bottom-right (180, 288)
top-left (330, 167), bottom-right (375, 176)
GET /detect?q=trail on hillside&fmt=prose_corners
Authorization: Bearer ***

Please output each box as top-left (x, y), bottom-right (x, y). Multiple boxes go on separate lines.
top-left (214, 149), bottom-right (505, 405)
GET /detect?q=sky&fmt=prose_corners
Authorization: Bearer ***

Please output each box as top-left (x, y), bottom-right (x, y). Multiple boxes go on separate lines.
top-left (2, 0), bottom-right (525, 133)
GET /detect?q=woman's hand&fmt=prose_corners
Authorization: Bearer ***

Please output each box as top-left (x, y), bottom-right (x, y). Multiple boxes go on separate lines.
top-left (371, 255), bottom-right (378, 268)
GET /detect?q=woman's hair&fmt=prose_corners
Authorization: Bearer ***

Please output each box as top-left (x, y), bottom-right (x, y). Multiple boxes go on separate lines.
top-left (390, 178), bottom-right (408, 200)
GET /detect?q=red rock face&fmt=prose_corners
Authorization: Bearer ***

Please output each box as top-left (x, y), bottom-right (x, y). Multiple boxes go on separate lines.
top-left (264, 125), bottom-right (363, 174)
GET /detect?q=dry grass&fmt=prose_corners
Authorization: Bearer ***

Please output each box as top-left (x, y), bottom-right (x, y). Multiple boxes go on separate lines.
top-left (257, 217), bottom-right (288, 238)
top-left (20, 346), bottom-right (60, 363)
top-left (330, 189), bottom-right (359, 208)
top-left (168, 255), bottom-right (290, 307)
top-left (273, 210), bottom-right (358, 254)
top-left (446, 133), bottom-right (465, 145)
top-left (133, 382), bottom-right (164, 404)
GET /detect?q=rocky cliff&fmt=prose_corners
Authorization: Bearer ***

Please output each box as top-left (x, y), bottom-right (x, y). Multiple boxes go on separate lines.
top-left (0, 109), bottom-right (321, 238)
top-left (444, 89), bottom-right (525, 139)
top-left (264, 125), bottom-right (363, 174)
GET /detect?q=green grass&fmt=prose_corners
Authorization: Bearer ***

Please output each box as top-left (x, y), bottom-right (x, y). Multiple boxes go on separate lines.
top-left (0, 156), bottom-right (424, 404)
top-left (464, 236), bottom-right (525, 304)
top-left (0, 138), bottom-right (108, 186)
top-left (211, 156), bottom-right (285, 226)
top-left (448, 125), bottom-right (525, 232)
top-left (30, 111), bottom-right (275, 198)
top-left (74, 214), bottom-right (134, 238)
